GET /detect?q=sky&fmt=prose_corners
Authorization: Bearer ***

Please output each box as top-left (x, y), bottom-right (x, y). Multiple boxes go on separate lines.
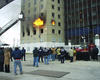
top-left (0, 0), bottom-right (21, 47)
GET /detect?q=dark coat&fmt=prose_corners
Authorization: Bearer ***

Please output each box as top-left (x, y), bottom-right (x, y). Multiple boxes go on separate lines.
top-left (60, 49), bottom-right (66, 58)
top-left (21, 48), bottom-right (26, 56)
top-left (33, 48), bottom-right (39, 57)
top-left (0, 48), bottom-right (4, 64)
top-left (12, 49), bottom-right (23, 59)
top-left (38, 48), bottom-right (43, 56)
top-left (91, 47), bottom-right (99, 59)
top-left (43, 48), bottom-right (49, 56)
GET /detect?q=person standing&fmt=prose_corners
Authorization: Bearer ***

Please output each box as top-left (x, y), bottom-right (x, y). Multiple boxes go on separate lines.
top-left (57, 47), bottom-right (61, 61)
top-left (92, 45), bottom-right (99, 61)
top-left (51, 47), bottom-right (56, 61)
top-left (9, 48), bottom-right (13, 61)
top-left (0, 47), bottom-right (4, 72)
top-left (73, 47), bottom-right (77, 62)
top-left (21, 47), bottom-right (26, 61)
top-left (69, 47), bottom-right (74, 62)
top-left (12, 47), bottom-right (23, 75)
top-left (38, 47), bottom-right (43, 62)
top-left (60, 47), bottom-right (66, 63)
top-left (33, 47), bottom-right (39, 67)
top-left (4, 48), bottom-right (10, 73)
top-left (43, 48), bottom-right (49, 64)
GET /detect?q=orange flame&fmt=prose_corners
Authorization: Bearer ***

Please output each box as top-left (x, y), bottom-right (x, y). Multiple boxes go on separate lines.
top-left (33, 18), bottom-right (44, 28)
top-left (51, 20), bottom-right (55, 26)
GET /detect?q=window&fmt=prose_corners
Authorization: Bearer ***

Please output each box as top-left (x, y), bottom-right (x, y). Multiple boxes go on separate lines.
top-left (33, 29), bottom-right (36, 35)
top-left (58, 14), bottom-right (60, 19)
top-left (58, 7), bottom-right (60, 11)
top-left (40, 0), bottom-right (43, 1)
top-left (28, 10), bottom-right (30, 14)
top-left (34, 7), bottom-right (36, 12)
top-left (58, 30), bottom-right (61, 34)
top-left (40, 13), bottom-right (43, 16)
top-left (22, 25), bottom-right (25, 37)
top-left (58, 22), bottom-right (61, 26)
top-left (34, 0), bottom-right (36, 4)
top-left (52, 5), bottom-right (54, 9)
top-left (34, 14), bottom-right (36, 19)
top-left (40, 4), bottom-right (43, 9)
top-left (28, 3), bottom-right (30, 7)
top-left (23, 32), bottom-right (25, 37)
top-left (26, 24), bottom-right (30, 36)
top-left (52, 29), bottom-right (55, 34)
top-left (52, 13), bottom-right (55, 18)
top-left (41, 29), bottom-right (43, 33)
top-left (58, 0), bottom-right (60, 4)
top-left (26, 28), bottom-right (30, 36)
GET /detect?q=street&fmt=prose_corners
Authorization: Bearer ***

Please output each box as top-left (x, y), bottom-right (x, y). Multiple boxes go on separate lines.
top-left (0, 54), bottom-right (100, 80)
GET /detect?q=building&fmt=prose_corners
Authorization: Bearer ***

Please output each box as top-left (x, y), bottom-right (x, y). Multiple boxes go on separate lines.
top-left (64, 0), bottom-right (100, 45)
top-left (20, 0), bottom-right (65, 53)
top-left (0, 0), bottom-right (14, 9)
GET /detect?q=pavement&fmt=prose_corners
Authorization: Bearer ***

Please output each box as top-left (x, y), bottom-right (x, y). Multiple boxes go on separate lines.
top-left (0, 54), bottom-right (100, 80)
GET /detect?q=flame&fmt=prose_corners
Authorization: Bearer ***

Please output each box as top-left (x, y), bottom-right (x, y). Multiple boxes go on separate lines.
top-left (51, 20), bottom-right (55, 26)
top-left (33, 18), bottom-right (44, 27)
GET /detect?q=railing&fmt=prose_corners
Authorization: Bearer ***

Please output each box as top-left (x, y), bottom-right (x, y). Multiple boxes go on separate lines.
top-left (0, 17), bottom-right (19, 36)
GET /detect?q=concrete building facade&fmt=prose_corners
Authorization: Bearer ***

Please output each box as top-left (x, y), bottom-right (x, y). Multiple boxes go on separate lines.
top-left (20, 0), bottom-right (65, 53)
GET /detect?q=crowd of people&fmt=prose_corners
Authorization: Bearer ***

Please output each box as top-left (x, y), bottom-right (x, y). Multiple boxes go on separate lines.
top-left (0, 45), bottom-right (99, 75)
top-left (0, 47), bottom-right (26, 75)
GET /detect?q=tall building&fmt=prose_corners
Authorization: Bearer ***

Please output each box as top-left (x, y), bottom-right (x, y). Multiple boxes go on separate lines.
top-left (64, 0), bottom-right (100, 45)
top-left (0, 0), bottom-right (14, 9)
top-left (20, 0), bottom-right (65, 52)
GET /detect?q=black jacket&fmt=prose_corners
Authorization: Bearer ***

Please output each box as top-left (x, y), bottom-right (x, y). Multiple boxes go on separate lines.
top-left (0, 49), bottom-right (4, 63)
top-left (60, 49), bottom-right (66, 58)
top-left (33, 48), bottom-right (39, 57)
top-left (38, 48), bottom-right (43, 56)
top-left (12, 49), bottom-right (23, 59)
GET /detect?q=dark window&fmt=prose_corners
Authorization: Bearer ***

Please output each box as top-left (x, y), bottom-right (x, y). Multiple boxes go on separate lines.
top-left (28, 10), bottom-right (30, 14)
top-left (58, 0), bottom-right (60, 4)
top-left (58, 14), bottom-right (60, 19)
top-left (23, 32), bottom-right (25, 37)
top-left (40, 4), bottom-right (43, 9)
top-left (26, 24), bottom-right (30, 36)
top-left (34, 0), bottom-right (36, 4)
top-left (34, 14), bottom-right (36, 19)
top-left (52, 13), bottom-right (55, 18)
top-left (58, 22), bottom-right (61, 26)
top-left (58, 30), bottom-right (61, 34)
top-left (34, 7), bottom-right (36, 12)
top-left (52, 29), bottom-right (55, 34)
top-left (33, 29), bottom-right (36, 35)
top-left (27, 28), bottom-right (30, 36)
top-left (28, 3), bottom-right (30, 7)
top-left (58, 7), bottom-right (60, 11)
top-left (52, 5), bottom-right (54, 9)
top-left (40, 29), bottom-right (43, 33)
top-left (40, 13), bottom-right (43, 16)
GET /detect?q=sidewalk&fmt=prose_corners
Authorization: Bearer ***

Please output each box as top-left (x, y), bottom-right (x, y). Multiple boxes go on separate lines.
top-left (0, 54), bottom-right (100, 80)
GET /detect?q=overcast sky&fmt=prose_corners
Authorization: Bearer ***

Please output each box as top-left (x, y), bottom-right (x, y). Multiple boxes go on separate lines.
top-left (0, 0), bottom-right (21, 47)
